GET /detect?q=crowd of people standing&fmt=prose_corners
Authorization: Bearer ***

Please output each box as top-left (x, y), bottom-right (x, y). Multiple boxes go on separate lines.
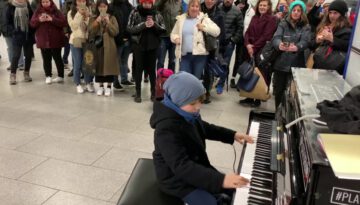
top-left (0, 0), bottom-right (354, 108)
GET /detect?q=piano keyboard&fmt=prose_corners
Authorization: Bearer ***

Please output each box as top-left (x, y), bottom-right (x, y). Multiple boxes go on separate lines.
top-left (233, 120), bottom-right (275, 205)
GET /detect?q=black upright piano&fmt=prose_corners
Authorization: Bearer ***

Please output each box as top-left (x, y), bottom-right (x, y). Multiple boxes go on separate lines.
top-left (233, 68), bottom-right (360, 205)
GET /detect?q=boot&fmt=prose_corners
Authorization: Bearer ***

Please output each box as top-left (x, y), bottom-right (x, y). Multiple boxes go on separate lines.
top-left (203, 92), bottom-right (211, 104)
top-left (10, 73), bottom-right (16, 85)
top-left (23, 71), bottom-right (32, 82)
top-left (134, 91), bottom-right (141, 103)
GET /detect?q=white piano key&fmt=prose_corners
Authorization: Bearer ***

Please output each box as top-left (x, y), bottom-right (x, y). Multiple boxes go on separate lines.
top-left (233, 187), bottom-right (249, 205)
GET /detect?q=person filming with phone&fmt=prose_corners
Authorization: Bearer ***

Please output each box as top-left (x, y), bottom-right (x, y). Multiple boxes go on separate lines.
top-left (271, 0), bottom-right (310, 109)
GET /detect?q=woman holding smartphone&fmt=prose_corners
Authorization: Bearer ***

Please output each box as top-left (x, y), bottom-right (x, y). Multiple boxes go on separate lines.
top-left (88, 0), bottom-right (119, 96)
top-left (127, 0), bottom-right (166, 103)
top-left (68, 0), bottom-right (95, 93)
top-left (272, 0), bottom-right (310, 109)
top-left (31, 0), bottom-right (67, 84)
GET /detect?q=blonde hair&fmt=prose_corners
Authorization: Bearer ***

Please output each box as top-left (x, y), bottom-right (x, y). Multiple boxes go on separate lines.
top-left (187, 0), bottom-right (201, 16)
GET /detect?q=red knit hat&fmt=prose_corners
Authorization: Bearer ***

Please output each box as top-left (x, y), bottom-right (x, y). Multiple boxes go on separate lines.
top-left (139, 0), bottom-right (154, 4)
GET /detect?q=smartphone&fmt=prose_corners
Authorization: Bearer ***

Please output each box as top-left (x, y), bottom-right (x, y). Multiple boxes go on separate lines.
top-left (279, 5), bottom-right (285, 12)
top-left (100, 10), bottom-right (107, 17)
top-left (319, 6), bottom-right (323, 13)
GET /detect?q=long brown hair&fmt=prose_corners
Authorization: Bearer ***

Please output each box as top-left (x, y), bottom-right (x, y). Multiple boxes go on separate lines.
top-left (255, 0), bottom-right (272, 16)
top-left (316, 13), bottom-right (351, 34)
top-left (70, 0), bottom-right (90, 18)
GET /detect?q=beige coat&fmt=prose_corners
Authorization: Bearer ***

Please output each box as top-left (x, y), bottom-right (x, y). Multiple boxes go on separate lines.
top-left (88, 16), bottom-right (119, 76)
top-left (170, 12), bottom-right (220, 59)
top-left (68, 10), bottom-right (90, 45)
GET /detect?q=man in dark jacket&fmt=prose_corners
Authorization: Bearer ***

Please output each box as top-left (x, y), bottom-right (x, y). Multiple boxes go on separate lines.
top-left (216, 0), bottom-right (243, 94)
top-left (111, 0), bottom-right (135, 89)
top-left (0, 0), bottom-right (25, 70)
top-left (201, 0), bottom-right (225, 103)
top-left (155, 0), bottom-right (181, 72)
top-left (151, 72), bottom-right (252, 204)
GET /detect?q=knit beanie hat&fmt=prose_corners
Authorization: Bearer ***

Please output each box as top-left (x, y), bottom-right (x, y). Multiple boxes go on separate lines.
top-left (329, 0), bottom-right (348, 16)
top-left (139, 0), bottom-right (154, 4)
top-left (289, 0), bottom-right (306, 13)
top-left (163, 72), bottom-right (206, 107)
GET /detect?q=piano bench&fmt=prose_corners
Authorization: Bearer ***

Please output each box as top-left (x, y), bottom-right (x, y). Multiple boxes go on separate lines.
top-left (117, 158), bottom-right (184, 205)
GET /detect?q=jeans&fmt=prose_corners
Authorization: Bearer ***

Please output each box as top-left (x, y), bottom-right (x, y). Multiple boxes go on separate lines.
top-left (157, 37), bottom-right (176, 71)
top-left (5, 36), bottom-right (24, 66)
top-left (183, 189), bottom-right (217, 205)
top-left (70, 45), bottom-right (93, 85)
top-left (218, 42), bottom-right (235, 86)
top-left (180, 53), bottom-right (207, 79)
top-left (115, 41), bottom-right (131, 83)
top-left (41, 48), bottom-right (64, 78)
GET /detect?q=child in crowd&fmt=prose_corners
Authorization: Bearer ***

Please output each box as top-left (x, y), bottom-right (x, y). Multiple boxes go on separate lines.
top-left (150, 72), bottom-right (253, 205)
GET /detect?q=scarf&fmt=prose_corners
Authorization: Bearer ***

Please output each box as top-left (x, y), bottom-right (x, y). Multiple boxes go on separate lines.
top-left (162, 94), bottom-right (201, 124)
top-left (12, 0), bottom-right (29, 32)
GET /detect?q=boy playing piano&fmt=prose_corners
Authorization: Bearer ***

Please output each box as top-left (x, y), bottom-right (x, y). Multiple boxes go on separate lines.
top-left (150, 72), bottom-right (253, 205)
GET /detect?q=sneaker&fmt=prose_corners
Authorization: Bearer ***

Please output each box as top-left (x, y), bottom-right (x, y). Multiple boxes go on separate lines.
top-left (104, 87), bottom-right (111, 96)
top-left (10, 73), bottom-right (16, 85)
top-left (121, 80), bottom-right (135, 86)
top-left (97, 87), bottom-right (104, 96)
top-left (45, 77), bottom-right (52, 84)
top-left (23, 71), bottom-right (32, 82)
top-left (53, 77), bottom-right (64, 83)
top-left (113, 83), bottom-right (125, 91)
top-left (230, 78), bottom-right (236, 88)
top-left (252, 99), bottom-right (261, 107)
top-left (86, 83), bottom-right (95, 93)
top-left (216, 85), bottom-right (223, 95)
top-left (239, 98), bottom-right (254, 106)
top-left (76, 85), bottom-right (84, 94)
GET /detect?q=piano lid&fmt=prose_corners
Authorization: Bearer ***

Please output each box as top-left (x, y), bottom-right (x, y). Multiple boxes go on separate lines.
top-left (291, 68), bottom-right (352, 166)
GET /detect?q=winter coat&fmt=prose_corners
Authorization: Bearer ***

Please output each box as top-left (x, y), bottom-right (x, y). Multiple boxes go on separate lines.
top-left (150, 101), bottom-right (236, 198)
top-left (88, 15), bottom-right (120, 76)
top-left (0, 0), bottom-right (10, 36)
top-left (127, 6), bottom-right (166, 47)
top-left (30, 3), bottom-right (67, 48)
top-left (61, 0), bottom-right (72, 35)
top-left (272, 18), bottom-right (311, 72)
top-left (110, 0), bottom-right (133, 46)
top-left (67, 8), bottom-right (90, 46)
top-left (218, 3), bottom-right (243, 44)
top-left (315, 26), bottom-right (352, 53)
top-left (5, 2), bottom-right (35, 46)
top-left (200, 2), bottom-right (226, 46)
top-left (244, 13), bottom-right (277, 57)
top-left (170, 12), bottom-right (220, 58)
top-left (156, 0), bottom-right (182, 37)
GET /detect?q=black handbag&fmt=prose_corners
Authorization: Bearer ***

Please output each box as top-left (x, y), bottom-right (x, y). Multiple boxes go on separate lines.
top-left (237, 58), bottom-right (255, 80)
top-left (313, 45), bottom-right (346, 74)
top-left (94, 35), bottom-right (103, 48)
top-left (256, 40), bottom-right (281, 68)
top-left (201, 18), bottom-right (218, 51)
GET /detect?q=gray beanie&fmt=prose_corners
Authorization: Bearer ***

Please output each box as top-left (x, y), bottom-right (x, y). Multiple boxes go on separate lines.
top-left (163, 72), bottom-right (206, 107)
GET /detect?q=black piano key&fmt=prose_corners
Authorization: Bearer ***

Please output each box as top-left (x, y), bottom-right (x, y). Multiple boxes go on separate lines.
top-left (248, 196), bottom-right (272, 205)
top-left (249, 188), bottom-right (272, 198)
top-left (251, 178), bottom-right (272, 187)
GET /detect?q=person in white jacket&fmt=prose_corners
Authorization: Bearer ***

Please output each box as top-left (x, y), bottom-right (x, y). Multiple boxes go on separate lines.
top-left (170, 0), bottom-right (220, 79)
top-left (67, 0), bottom-right (94, 93)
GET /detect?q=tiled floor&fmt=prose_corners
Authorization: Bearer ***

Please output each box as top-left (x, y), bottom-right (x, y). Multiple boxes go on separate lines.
top-left (0, 38), bottom-right (274, 204)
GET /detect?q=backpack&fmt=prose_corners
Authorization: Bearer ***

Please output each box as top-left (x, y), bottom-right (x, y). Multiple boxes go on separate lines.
top-left (155, 68), bottom-right (174, 100)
